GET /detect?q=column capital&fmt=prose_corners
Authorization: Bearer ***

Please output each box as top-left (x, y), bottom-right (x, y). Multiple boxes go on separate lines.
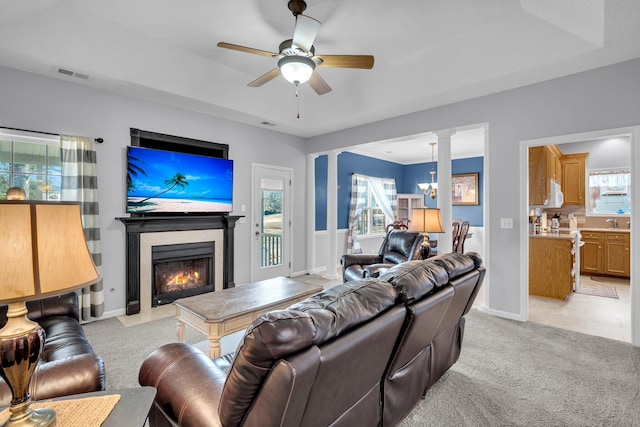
top-left (435, 129), bottom-right (456, 140)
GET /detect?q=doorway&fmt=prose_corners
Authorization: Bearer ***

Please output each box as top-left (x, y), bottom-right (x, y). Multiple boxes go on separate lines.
top-left (252, 164), bottom-right (292, 281)
top-left (520, 126), bottom-right (639, 346)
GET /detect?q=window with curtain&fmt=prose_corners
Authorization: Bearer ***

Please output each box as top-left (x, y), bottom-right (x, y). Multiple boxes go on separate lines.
top-left (587, 168), bottom-right (631, 215)
top-left (353, 176), bottom-right (397, 236)
top-left (0, 131), bottom-right (61, 200)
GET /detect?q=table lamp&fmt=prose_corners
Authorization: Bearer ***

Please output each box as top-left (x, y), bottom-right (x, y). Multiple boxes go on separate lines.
top-left (0, 201), bottom-right (100, 427)
top-left (409, 208), bottom-right (445, 258)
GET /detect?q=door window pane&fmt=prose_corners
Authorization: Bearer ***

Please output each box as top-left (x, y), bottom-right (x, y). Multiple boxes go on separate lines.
top-left (261, 190), bottom-right (283, 267)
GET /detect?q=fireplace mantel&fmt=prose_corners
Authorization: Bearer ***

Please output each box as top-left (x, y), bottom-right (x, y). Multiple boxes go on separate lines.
top-left (117, 215), bottom-right (242, 315)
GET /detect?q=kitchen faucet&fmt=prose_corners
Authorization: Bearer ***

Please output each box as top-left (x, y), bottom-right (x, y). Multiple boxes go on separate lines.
top-left (606, 218), bottom-right (619, 228)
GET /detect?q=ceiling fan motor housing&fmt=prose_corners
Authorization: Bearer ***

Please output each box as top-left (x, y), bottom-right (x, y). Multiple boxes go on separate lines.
top-left (288, 0), bottom-right (307, 16)
top-left (279, 39), bottom-right (315, 57)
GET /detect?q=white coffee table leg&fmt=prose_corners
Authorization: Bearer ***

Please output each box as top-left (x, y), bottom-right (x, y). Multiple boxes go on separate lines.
top-left (176, 319), bottom-right (185, 342)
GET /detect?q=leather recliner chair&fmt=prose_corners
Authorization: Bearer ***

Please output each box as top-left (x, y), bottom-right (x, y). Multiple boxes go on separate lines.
top-left (341, 229), bottom-right (424, 282)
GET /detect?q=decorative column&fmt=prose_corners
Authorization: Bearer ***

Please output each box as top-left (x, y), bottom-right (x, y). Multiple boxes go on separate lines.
top-left (323, 150), bottom-right (340, 279)
top-left (435, 129), bottom-right (455, 254)
top-left (306, 154), bottom-right (318, 274)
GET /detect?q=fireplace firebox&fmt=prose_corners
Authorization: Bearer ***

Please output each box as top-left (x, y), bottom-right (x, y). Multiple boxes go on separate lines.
top-left (152, 241), bottom-right (214, 306)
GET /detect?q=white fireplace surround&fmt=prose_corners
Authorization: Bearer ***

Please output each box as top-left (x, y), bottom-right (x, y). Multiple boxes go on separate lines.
top-left (139, 229), bottom-right (224, 316)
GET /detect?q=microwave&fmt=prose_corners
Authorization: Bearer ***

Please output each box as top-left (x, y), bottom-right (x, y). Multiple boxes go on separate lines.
top-left (548, 180), bottom-right (564, 208)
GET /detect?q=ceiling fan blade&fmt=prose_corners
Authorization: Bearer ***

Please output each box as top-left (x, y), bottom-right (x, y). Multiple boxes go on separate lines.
top-left (316, 55), bottom-right (374, 69)
top-left (217, 42), bottom-right (278, 58)
top-left (248, 68), bottom-right (281, 87)
top-left (292, 14), bottom-right (320, 52)
top-left (308, 71), bottom-right (332, 95)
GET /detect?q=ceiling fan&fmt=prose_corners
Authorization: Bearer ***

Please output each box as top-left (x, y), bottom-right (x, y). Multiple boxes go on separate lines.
top-left (217, 0), bottom-right (374, 95)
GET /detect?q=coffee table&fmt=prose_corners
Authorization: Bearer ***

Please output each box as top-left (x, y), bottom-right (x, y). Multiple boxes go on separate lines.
top-left (174, 277), bottom-right (323, 358)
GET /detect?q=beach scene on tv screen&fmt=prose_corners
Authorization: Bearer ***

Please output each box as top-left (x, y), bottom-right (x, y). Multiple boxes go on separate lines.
top-left (127, 147), bottom-right (233, 213)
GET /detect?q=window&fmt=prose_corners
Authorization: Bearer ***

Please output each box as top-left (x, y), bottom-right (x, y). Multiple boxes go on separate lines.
top-left (0, 131), bottom-right (61, 200)
top-left (355, 181), bottom-right (390, 236)
top-left (587, 168), bottom-right (631, 215)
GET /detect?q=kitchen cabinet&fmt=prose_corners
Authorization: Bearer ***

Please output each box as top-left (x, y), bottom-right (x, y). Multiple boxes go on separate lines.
top-left (604, 232), bottom-right (630, 277)
top-left (396, 194), bottom-right (424, 224)
top-left (562, 153), bottom-right (588, 206)
top-left (529, 145), bottom-right (562, 205)
top-left (580, 231), bottom-right (604, 274)
top-left (580, 230), bottom-right (630, 277)
top-left (529, 235), bottom-right (573, 299)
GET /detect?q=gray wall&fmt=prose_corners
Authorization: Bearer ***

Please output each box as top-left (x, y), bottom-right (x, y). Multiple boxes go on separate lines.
top-left (307, 58), bottom-right (640, 318)
top-left (561, 137), bottom-right (631, 170)
top-left (0, 65), bottom-right (308, 316)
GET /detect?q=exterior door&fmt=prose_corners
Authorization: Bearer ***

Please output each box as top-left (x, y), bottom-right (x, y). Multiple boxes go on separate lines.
top-left (252, 164), bottom-right (292, 281)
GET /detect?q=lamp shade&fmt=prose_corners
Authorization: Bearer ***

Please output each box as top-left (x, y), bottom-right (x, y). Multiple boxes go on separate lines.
top-left (0, 201), bottom-right (100, 304)
top-left (409, 208), bottom-right (445, 233)
top-left (278, 55), bottom-right (316, 85)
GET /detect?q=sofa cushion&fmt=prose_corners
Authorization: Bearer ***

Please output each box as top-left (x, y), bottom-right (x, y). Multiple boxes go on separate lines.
top-left (220, 278), bottom-right (399, 425)
top-left (379, 260), bottom-right (449, 302)
top-left (430, 252), bottom-right (476, 279)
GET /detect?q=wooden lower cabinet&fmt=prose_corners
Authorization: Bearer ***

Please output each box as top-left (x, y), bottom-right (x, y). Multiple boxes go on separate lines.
top-left (529, 237), bottom-right (573, 300)
top-left (580, 231), bottom-right (603, 274)
top-left (580, 230), bottom-right (630, 278)
top-left (604, 232), bottom-right (630, 277)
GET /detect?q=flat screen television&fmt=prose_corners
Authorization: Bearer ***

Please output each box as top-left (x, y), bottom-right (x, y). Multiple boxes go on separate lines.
top-left (126, 146), bottom-right (233, 214)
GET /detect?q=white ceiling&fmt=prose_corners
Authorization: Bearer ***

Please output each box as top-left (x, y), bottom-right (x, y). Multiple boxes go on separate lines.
top-left (2, 0), bottom-right (640, 162)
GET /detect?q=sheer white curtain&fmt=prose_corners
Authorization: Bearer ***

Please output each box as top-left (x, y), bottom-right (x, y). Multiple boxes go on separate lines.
top-left (346, 174), bottom-right (398, 254)
top-left (368, 176), bottom-right (397, 220)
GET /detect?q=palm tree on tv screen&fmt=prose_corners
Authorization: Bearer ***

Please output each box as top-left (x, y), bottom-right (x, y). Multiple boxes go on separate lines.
top-left (139, 173), bottom-right (189, 203)
top-left (127, 155), bottom-right (146, 191)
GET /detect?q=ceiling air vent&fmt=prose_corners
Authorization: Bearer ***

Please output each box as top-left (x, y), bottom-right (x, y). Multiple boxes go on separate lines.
top-left (57, 67), bottom-right (90, 80)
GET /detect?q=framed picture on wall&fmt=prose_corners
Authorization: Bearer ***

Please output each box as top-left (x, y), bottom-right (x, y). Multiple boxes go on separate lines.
top-left (452, 173), bottom-right (479, 205)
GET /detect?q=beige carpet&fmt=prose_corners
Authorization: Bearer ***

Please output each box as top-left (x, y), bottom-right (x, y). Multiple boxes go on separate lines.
top-left (83, 309), bottom-right (640, 426)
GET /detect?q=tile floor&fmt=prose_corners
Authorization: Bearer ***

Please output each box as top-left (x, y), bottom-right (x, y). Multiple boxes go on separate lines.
top-left (528, 275), bottom-right (631, 343)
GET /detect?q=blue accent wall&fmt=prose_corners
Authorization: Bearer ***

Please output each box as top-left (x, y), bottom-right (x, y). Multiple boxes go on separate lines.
top-left (315, 154), bottom-right (484, 230)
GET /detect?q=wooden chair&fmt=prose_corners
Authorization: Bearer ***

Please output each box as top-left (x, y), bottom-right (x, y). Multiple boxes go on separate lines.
top-left (452, 219), bottom-right (470, 253)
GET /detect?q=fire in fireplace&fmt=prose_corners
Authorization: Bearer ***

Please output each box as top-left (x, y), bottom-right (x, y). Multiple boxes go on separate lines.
top-left (152, 241), bottom-right (215, 306)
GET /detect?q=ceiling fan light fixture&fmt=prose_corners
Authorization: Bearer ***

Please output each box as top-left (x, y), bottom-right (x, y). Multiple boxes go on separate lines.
top-left (278, 55), bottom-right (315, 85)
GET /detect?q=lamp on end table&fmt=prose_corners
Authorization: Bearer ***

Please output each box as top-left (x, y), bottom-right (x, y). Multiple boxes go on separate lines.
top-left (0, 201), bottom-right (100, 427)
top-left (409, 208), bottom-right (445, 259)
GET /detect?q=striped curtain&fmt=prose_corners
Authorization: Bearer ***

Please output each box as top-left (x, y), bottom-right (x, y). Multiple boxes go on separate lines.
top-left (346, 174), bottom-right (369, 254)
top-left (61, 136), bottom-right (104, 320)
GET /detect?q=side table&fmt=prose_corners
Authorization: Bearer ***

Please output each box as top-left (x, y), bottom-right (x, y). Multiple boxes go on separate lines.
top-left (0, 387), bottom-right (156, 427)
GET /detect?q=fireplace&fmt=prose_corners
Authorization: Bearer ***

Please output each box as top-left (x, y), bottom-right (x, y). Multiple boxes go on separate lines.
top-left (118, 215), bottom-right (241, 315)
top-left (152, 241), bottom-right (215, 306)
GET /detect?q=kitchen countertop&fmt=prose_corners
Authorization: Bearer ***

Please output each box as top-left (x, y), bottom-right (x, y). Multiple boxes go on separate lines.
top-left (530, 227), bottom-right (629, 239)
top-left (529, 230), bottom-right (576, 240)
top-left (579, 227), bottom-right (630, 233)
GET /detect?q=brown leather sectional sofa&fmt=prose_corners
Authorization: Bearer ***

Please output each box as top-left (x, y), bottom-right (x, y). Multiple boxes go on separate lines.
top-left (139, 252), bottom-right (485, 427)
top-left (0, 292), bottom-right (106, 406)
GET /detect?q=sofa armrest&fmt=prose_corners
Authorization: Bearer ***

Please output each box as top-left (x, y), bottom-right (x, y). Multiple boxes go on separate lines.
top-left (340, 254), bottom-right (383, 269)
top-left (139, 343), bottom-right (226, 427)
top-left (0, 353), bottom-right (105, 407)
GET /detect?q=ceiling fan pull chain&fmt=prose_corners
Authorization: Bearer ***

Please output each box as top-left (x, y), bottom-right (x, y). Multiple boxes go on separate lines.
top-left (296, 88), bottom-right (301, 119)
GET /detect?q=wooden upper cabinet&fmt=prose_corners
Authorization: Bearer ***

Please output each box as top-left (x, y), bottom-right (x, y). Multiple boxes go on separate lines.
top-left (562, 153), bottom-right (588, 206)
top-left (529, 146), bottom-right (547, 205)
top-left (529, 145), bottom-right (563, 205)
